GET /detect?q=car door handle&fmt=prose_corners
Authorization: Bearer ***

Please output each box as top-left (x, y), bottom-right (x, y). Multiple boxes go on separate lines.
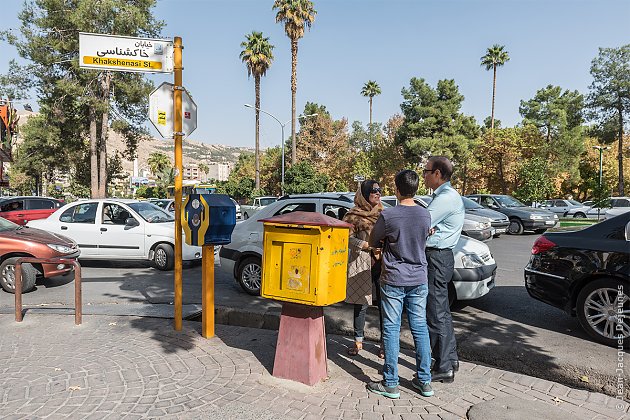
top-left (100, 227), bottom-right (107, 232)
top-left (16, 214), bottom-right (24, 217)
top-left (61, 226), bottom-right (68, 230)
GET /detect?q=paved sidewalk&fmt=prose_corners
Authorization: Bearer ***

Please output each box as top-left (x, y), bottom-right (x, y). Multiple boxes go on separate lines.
top-left (0, 314), bottom-right (628, 420)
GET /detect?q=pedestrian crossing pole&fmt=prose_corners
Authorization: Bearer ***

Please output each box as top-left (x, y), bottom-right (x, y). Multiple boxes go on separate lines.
top-left (174, 36), bottom-right (184, 331)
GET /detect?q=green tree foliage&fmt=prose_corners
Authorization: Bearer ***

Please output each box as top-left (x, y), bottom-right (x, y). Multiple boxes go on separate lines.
top-left (217, 153), bottom-right (255, 200)
top-left (284, 161), bottom-right (328, 194)
top-left (396, 78), bottom-right (480, 182)
top-left (513, 157), bottom-right (555, 204)
top-left (519, 85), bottom-right (585, 189)
top-left (296, 102), bottom-right (352, 191)
top-left (480, 44), bottom-right (510, 132)
top-left (273, 0), bottom-right (316, 165)
top-left (147, 152), bottom-right (171, 176)
top-left (588, 45), bottom-right (630, 196)
top-left (361, 80), bottom-right (381, 126)
top-left (240, 31), bottom-right (274, 190)
top-left (135, 185), bottom-right (167, 199)
top-left (1, 0), bottom-right (163, 198)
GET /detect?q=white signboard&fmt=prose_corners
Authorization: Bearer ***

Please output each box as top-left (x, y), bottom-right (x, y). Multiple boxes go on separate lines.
top-left (79, 32), bottom-right (173, 73)
top-left (353, 175), bottom-right (365, 182)
top-left (149, 82), bottom-right (198, 138)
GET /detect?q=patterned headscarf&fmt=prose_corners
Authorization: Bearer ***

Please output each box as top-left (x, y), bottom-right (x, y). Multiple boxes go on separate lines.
top-left (342, 182), bottom-right (384, 234)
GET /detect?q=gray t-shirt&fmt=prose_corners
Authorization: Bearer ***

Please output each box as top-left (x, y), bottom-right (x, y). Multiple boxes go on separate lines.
top-left (368, 204), bottom-right (431, 287)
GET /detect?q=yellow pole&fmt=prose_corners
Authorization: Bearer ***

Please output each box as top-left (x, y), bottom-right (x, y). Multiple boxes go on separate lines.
top-left (202, 245), bottom-right (215, 338)
top-left (174, 36), bottom-right (183, 331)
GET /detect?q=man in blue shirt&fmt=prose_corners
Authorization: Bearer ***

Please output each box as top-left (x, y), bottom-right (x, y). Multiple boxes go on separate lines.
top-left (367, 170), bottom-right (434, 399)
top-left (423, 156), bottom-right (465, 383)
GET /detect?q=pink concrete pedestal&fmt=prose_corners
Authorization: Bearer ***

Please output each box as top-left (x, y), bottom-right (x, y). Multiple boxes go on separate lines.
top-left (272, 302), bottom-right (327, 386)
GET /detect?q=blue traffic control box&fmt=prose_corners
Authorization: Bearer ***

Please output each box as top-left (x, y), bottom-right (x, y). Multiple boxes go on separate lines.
top-left (182, 194), bottom-right (236, 246)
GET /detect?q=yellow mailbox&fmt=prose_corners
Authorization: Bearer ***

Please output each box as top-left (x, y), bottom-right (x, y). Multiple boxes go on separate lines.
top-left (259, 211), bottom-right (352, 306)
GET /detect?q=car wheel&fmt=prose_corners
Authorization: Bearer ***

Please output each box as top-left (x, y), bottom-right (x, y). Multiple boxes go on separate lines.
top-left (0, 257), bottom-right (37, 294)
top-left (153, 244), bottom-right (174, 271)
top-left (243, 212), bottom-right (249, 220)
top-left (573, 212), bottom-right (586, 218)
top-left (508, 218), bottom-right (524, 235)
top-left (237, 256), bottom-right (262, 295)
top-left (576, 278), bottom-right (629, 348)
top-left (534, 229), bottom-right (547, 234)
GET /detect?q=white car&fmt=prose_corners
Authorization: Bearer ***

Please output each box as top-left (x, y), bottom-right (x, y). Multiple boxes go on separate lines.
top-left (28, 199), bottom-right (202, 270)
top-left (219, 193), bottom-right (497, 306)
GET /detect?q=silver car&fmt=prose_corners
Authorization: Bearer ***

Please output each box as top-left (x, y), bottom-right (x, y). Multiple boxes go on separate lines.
top-left (540, 199), bottom-right (584, 217)
top-left (219, 193), bottom-right (497, 306)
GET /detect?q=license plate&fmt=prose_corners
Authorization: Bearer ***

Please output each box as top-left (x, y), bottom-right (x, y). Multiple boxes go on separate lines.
top-left (490, 228), bottom-right (496, 235)
top-left (545, 221), bottom-right (555, 225)
top-left (495, 228), bottom-right (506, 234)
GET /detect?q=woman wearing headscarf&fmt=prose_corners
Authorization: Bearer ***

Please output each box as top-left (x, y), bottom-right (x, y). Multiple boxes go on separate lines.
top-left (343, 179), bottom-right (385, 357)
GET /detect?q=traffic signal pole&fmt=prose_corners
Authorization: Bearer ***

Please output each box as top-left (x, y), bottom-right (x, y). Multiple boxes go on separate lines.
top-left (174, 36), bottom-right (183, 331)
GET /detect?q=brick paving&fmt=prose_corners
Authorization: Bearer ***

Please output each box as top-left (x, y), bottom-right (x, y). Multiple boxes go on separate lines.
top-left (0, 314), bottom-right (628, 419)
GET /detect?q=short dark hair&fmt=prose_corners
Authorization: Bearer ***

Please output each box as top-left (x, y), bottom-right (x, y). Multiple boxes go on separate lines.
top-left (394, 170), bottom-right (419, 198)
top-left (428, 156), bottom-right (453, 181)
top-left (360, 179), bottom-right (379, 202)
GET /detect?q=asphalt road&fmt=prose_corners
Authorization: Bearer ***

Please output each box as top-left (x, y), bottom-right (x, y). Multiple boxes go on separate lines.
top-left (0, 233), bottom-right (626, 398)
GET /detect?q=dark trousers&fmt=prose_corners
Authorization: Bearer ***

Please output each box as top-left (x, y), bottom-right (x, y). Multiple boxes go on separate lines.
top-left (352, 260), bottom-right (383, 341)
top-left (426, 247), bottom-right (458, 372)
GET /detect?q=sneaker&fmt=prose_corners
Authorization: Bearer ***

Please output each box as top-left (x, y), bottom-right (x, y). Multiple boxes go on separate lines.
top-left (412, 378), bottom-right (434, 397)
top-left (366, 381), bottom-right (400, 399)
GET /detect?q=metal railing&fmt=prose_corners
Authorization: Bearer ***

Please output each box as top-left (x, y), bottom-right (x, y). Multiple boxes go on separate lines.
top-left (14, 257), bottom-right (82, 325)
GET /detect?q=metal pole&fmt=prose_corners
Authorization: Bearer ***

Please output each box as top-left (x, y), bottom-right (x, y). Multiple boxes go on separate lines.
top-left (599, 149), bottom-right (603, 186)
top-left (74, 262), bottom-right (82, 325)
top-left (15, 263), bottom-right (22, 322)
top-left (281, 124), bottom-right (285, 196)
top-left (202, 245), bottom-right (215, 338)
top-left (174, 36), bottom-right (183, 331)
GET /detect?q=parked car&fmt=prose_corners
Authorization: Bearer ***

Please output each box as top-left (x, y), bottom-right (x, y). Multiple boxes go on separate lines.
top-left (461, 196), bottom-right (510, 237)
top-left (219, 193), bottom-right (497, 307)
top-left (604, 207), bottom-right (630, 220)
top-left (524, 212), bottom-right (629, 347)
top-left (230, 198), bottom-right (242, 220)
top-left (539, 199), bottom-right (584, 217)
top-left (0, 196), bottom-right (63, 226)
top-left (0, 216), bottom-right (79, 293)
top-left (28, 199), bottom-right (202, 270)
top-left (151, 199), bottom-right (175, 212)
top-left (240, 196), bottom-right (277, 220)
top-left (566, 197), bottom-right (630, 219)
top-left (465, 194), bottom-right (558, 235)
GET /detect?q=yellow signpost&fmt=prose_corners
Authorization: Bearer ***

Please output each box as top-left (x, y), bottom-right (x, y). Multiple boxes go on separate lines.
top-left (173, 36), bottom-right (184, 331)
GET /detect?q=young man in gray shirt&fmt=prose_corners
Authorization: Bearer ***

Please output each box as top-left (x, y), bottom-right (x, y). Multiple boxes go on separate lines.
top-left (367, 170), bottom-right (434, 398)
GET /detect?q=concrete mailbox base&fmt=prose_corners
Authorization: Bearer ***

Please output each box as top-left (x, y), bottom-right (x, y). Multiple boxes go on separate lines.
top-left (273, 302), bottom-right (328, 386)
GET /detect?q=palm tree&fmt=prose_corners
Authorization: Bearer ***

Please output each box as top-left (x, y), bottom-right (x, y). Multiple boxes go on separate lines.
top-left (240, 31), bottom-right (274, 190)
top-left (147, 152), bottom-right (170, 177)
top-left (361, 80), bottom-right (381, 126)
top-left (198, 162), bottom-right (209, 182)
top-left (273, 0), bottom-right (317, 165)
top-left (480, 44), bottom-right (510, 131)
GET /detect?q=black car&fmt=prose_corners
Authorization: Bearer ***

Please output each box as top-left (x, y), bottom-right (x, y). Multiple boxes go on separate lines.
top-left (466, 194), bottom-right (558, 235)
top-left (524, 212), bottom-right (629, 347)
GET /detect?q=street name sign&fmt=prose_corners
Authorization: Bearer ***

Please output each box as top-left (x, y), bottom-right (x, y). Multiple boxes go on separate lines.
top-left (79, 32), bottom-right (174, 73)
top-left (149, 82), bottom-right (198, 138)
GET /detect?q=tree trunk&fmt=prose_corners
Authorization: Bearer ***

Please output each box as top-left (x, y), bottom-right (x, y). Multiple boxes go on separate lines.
top-left (98, 72), bottom-right (111, 198)
top-left (89, 110), bottom-right (98, 198)
top-left (618, 105), bottom-right (625, 196)
top-left (254, 73), bottom-right (261, 190)
top-left (491, 65), bottom-right (497, 130)
top-left (369, 97), bottom-right (373, 126)
top-left (291, 38), bottom-right (298, 165)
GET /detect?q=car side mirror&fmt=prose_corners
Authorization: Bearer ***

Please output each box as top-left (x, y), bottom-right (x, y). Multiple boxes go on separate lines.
top-left (489, 203), bottom-right (499, 209)
top-left (125, 217), bottom-right (139, 228)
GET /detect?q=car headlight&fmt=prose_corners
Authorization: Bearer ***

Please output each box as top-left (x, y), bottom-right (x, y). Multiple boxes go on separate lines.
top-left (553, 214), bottom-right (558, 219)
top-left (47, 244), bottom-right (74, 254)
top-left (461, 254), bottom-right (485, 269)
top-left (530, 215), bottom-right (543, 220)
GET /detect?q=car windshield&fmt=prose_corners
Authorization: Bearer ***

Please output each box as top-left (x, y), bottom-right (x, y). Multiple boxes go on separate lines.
top-left (260, 198), bottom-right (277, 206)
top-left (0, 216), bottom-right (19, 231)
top-left (495, 195), bottom-right (526, 208)
top-left (152, 199), bottom-right (171, 208)
top-left (127, 202), bottom-right (174, 223)
top-left (568, 200), bottom-right (581, 206)
top-left (462, 196), bottom-right (484, 209)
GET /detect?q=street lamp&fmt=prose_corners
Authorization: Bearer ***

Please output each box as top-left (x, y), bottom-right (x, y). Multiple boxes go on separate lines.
top-left (244, 104), bottom-right (317, 195)
top-left (592, 145), bottom-right (610, 186)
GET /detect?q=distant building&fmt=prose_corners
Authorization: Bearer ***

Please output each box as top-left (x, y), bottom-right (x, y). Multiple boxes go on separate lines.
top-left (207, 162), bottom-right (232, 182)
top-left (183, 164), bottom-right (200, 180)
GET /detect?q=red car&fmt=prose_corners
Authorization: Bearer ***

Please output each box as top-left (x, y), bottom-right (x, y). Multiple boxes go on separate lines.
top-left (0, 196), bottom-right (63, 225)
top-left (0, 216), bottom-right (79, 293)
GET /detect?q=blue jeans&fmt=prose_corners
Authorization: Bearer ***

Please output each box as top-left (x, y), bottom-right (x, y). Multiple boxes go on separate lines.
top-left (380, 283), bottom-right (432, 386)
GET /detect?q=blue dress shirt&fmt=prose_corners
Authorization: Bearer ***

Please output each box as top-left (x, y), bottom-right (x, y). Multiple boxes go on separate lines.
top-left (425, 181), bottom-right (465, 249)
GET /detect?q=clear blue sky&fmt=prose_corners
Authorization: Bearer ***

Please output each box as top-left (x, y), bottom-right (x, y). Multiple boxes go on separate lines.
top-left (1, 0), bottom-right (629, 151)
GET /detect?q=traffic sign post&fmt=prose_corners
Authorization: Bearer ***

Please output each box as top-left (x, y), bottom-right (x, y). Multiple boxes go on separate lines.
top-left (173, 37), bottom-right (184, 332)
